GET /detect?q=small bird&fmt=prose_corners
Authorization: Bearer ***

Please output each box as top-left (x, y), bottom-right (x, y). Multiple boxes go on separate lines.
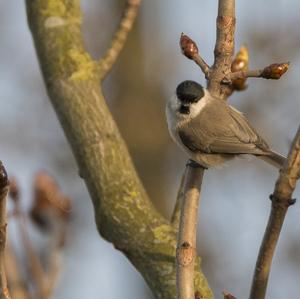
top-left (166, 80), bottom-right (286, 169)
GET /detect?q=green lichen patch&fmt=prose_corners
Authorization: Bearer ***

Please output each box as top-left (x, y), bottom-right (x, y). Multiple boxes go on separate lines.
top-left (153, 224), bottom-right (176, 245)
top-left (42, 1), bottom-right (66, 17)
top-left (68, 49), bottom-right (96, 82)
top-left (41, 0), bottom-right (81, 25)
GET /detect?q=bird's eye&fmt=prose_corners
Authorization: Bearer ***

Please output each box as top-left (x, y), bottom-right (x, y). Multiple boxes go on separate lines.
top-left (179, 105), bottom-right (190, 114)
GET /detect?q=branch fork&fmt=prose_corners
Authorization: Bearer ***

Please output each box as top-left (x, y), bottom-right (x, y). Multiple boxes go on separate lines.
top-left (180, 33), bottom-right (289, 96)
top-left (177, 1), bottom-right (295, 299)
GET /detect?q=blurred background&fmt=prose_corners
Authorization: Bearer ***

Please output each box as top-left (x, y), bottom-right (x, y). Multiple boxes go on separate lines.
top-left (0, 0), bottom-right (300, 298)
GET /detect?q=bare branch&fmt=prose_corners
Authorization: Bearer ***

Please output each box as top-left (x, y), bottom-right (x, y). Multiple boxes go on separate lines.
top-left (43, 232), bottom-right (63, 299)
top-left (208, 0), bottom-right (236, 98)
top-left (177, 1), bottom-right (293, 298)
top-left (176, 1), bottom-right (236, 297)
top-left (176, 161), bottom-right (205, 299)
top-left (229, 62), bottom-right (289, 82)
top-left (5, 241), bottom-right (30, 299)
top-left (11, 193), bottom-right (47, 299)
top-left (10, 179), bottom-right (47, 298)
top-left (0, 162), bottom-right (12, 299)
top-left (99, 0), bottom-right (141, 79)
top-left (180, 34), bottom-right (210, 78)
top-left (249, 127), bottom-right (300, 299)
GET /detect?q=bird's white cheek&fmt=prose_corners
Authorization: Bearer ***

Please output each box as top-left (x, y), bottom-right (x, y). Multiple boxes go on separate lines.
top-left (189, 95), bottom-right (210, 118)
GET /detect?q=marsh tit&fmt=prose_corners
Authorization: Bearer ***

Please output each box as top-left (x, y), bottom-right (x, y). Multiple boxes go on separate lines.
top-left (166, 80), bottom-right (286, 169)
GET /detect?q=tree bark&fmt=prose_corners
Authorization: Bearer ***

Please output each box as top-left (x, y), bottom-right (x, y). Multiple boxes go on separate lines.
top-left (25, 1), bottom-right (213, 298)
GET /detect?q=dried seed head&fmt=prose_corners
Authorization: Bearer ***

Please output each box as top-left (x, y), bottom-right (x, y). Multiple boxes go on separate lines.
top-left (0, 162), bottom-right (8, 189)
top-left (223, 291), bottom-right (237, 299)
top-left (195, 291), bottom-right (203, 299)
top-left (231, 45), bottom-right (249, 91)
top-left (261, 62), bottom-right (289, 79)
top-left (30, 171), bottom-right (71, 231)
top-left (9, 178), bottom-right (20, 202)
top-left (180, 33), bottom-right (198, 59)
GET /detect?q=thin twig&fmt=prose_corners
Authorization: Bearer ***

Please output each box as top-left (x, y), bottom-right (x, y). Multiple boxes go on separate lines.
top-left (249, 127), bottom-right (300, 299)
top-left (5, 241), bottom-right (30, 299)
top-left (0, 162), bottom-right (12, 299)
top-left (176, 161), bottom-right (205, 299)
top-left (229, 62), bottom-right (289, 82)
top-left (193, 54), bottom-right (210, 78)
top-left (14, 205), bottom-right (48, 299)
top-left (99, 0), bottom-right (141, 79)
top-left (10, 179), bottom-right (48, 298)
top-left (180, 34), bottom-right (210, 79)
top-left (43, 228), bottom-right (64, 299)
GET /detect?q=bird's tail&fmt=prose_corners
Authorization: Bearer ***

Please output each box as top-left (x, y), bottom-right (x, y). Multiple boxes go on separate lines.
top-left (257, 150), bottom-right (287, 169)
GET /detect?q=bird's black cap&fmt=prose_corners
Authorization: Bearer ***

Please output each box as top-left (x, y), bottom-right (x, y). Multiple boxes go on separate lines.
top-left (176, 80), bottom-right (204, 104)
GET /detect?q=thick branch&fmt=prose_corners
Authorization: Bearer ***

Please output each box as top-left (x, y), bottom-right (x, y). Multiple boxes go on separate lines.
top-left (99, 0), bottom-right (141, 79)
top-left (0, 163), bottom-right (11, 299)
top-left (176, 162), bottom-right (205, 299)
top-left (25, 1), bottom-right (213, 298)
top-left (249, 127), bottom-right (300, 299)
top-left (208, 0), bottom-right (235, 98)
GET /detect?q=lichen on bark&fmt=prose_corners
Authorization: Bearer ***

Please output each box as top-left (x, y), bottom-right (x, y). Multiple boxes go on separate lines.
top-left (25, 0), bottom-right (214, 298)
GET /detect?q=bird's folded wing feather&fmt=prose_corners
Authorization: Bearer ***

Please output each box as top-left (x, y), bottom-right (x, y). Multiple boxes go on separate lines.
top-left (178, 100), bottom-right (269, 155)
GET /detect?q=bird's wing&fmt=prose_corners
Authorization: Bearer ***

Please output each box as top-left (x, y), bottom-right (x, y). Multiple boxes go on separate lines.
top-left (178, 100), bottom-right (269, 155)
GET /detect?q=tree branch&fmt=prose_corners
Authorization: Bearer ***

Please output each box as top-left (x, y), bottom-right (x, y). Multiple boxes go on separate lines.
top-left (208, 0), bottom-right (235, 99)
top-left (178, 0), bottom-right (292, 299)
top-left (0, 162), bottom-right (12, 299)
top-left (229, 62), bottom-right (289, 82)
top-left (99, 0), bottom-right (141, 79)
top-left (16, 206), bottom-right (48, 299)
top-left (25, 1), bottom-right (213, 298)
top-left (5, 241), bottom-right (30, 299)
top-left (176, 161), bottom-right (205, 299)
top-left (180, 34), bottom-right (210, 79)
top-left (249, 127), bottom-right (300, 299)
top-left (176, 1), bottom-right (236, 298)
top-left (9, 179), bottom-right (48, 299)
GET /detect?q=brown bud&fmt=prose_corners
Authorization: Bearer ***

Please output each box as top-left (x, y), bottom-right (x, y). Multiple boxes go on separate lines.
top-left (223, 291), bottom-right (237, 299)
top-left (231, 45), bottom-right (249, 91)
top-left (261, 62), bottom-right (289, 79)
top-left (180, 33), bottom-right (198, 59)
